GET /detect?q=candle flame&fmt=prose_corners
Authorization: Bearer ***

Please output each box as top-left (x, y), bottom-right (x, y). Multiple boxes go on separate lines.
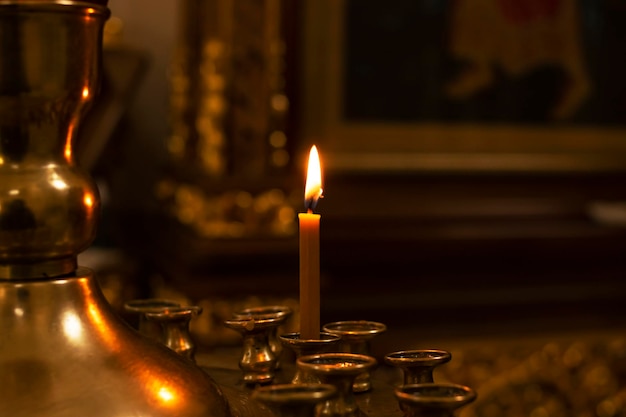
top-left (304, 145), bottom-right (323, 211)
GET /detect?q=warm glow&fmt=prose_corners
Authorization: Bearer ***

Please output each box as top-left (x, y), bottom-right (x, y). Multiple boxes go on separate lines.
top-left (64, 141), bottom-right (72, 161)
top-left (49, 172), bottom-right (68, 190)
top-left (62, 312), bottom-right (83, 341)
top-left (304, 145), bottom-right (323, 211)
top-left (84, 193), bottom-right (94, 208)
top-left (158, 387), bottom-right (175, 403)
top-left (82, 87), bottom-right (90, 99)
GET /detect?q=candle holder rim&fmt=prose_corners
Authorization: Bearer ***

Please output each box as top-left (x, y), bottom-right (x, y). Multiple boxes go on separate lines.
top-left (252, 383), bottom-right (338, 404)
top-left (384, 349), bottom-right (452, 365)
top-left (394, 383), bottom-right (477, 406)
top-left (279, 331), bottom-right (341, 345)
top-left (144, 306), bottom-right (202, 321)
top-left (322, 320), bottom-right (387, 336)
top-left (233, 305), bottom-right (293, 320)
top-left (224, 316), bottom-right (285, 331)
top-left (297, 353), bottom-right (377, 375)
top-left (123, 298), bottom-right (181, 314)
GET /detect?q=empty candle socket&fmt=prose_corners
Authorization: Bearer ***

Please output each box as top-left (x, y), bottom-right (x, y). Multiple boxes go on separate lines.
top-left (225, 316), bottom-right (285, 385)
top-left (384, 349), bottom-right (452, 385)
top-left (296, 353), bottom-right (378, 417)
top-left (279, 332), bottom-right (342, 384)
top-left (144, 306), bottom-right (203, 362)
top-left (394, 383), bottom-right (476, 417)
top-left (252, 383), bottom-right (337, 417)
top-left (322, 320), bottom-right (386, 392)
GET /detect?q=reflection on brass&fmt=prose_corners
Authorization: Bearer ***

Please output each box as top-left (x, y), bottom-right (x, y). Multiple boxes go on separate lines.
top-left (0, 269), bottom-right (230, 417)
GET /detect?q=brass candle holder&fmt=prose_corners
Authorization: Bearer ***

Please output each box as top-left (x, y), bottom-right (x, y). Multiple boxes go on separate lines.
top-left (124, 298), bottom-right (181, 340)
top-left (279, 332), bottom-right (341, 384)
top-left (296, 353), bottom-right (377, 417)
top-left (384, 349), bottom-right (452, 385)
top-left (145, 306), bottom-right (203, 362)
top-left (224, 316), bottom-right (285, 384)
top-left (323, 320), bottom-right (387, 392)
top-left (234, 305), bottom-right (293, 368)
top-left (394, 383), bottom-right (476, 417)
top-left (252, 383), bottom-right (338, 417)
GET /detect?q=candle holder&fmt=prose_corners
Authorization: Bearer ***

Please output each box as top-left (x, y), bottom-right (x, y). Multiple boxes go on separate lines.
top-left (251, 383), bottom-right (338, 417)
top-left (234, 305), bottom-right (293, 369)
top-left (224, 316), bottom-right (284, 385)
top-left (384, 349), bottom-right (452, 385)
top-left (145, 306), bottom-right (202, 362)
top-left (322, 320), bottom-right (387, 392)
top-left (279, 332), bottom-right (341, 384)
top-left (394, 383), bottom-right (476, 417)
top-left (124, 298), bottom-right (181, 340)
top-left (296, 353), bottom-right (377, 417)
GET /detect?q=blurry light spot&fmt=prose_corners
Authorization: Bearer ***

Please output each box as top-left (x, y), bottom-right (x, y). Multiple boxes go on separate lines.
top-left (82, 87), bottom-right (90, 99)
top-left (235, 191), bottom-right (253, 208)
top-left (269, 131), bottom-right (287, 148)
top-left (51, 178), bottom-right (68, 190)
top-left (271, 149), bottom-right (289, 167)
top-left (13, 307), bottom-right (24, 317)
top-left (278, 206), bottom-right (295, 223)
top-left (8, 189), bottom-right (19, 196)
top-left (62, 312), bottom-right (83, 341)
top-left (267, 189), bottom-right (285, 205)
top-left (158, 386), bottom-right (175, 403)
top-left (271, 94), bottom-right (289, 112)
top-left (84, 193), bottom-right (94, 208)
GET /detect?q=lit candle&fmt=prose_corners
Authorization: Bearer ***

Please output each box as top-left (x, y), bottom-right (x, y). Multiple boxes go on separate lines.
top-left (299, 145), bottom-right (323, 340)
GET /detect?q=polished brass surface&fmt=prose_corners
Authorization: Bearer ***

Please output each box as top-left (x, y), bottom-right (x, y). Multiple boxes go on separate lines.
top-left (225, 316), bottom-right (284, 384)
top-left (124, 298), bottom-right (181, 340)
top-left (234, 305), bottom-right (293, 368)
top-left (394, 383), bottom-right (476, 417)
top-left (146, 305), bottom-right (202, 362)
top-left (0, 1), bottom-right (106, 279)
top-left (322, 320), bottom-right (386, 393)
top-left (0, 2), bottom-right (234, 416)
top-left (279, 332), bottom-right (341, 384)
top-left (384, 350), bottom-right (452, 385)
top-left (0, 269), bottom-right (231, 417)
top-left (296, 353), bottom-right (378, 417)
top-left (252, 384), bottom-right (338, 417)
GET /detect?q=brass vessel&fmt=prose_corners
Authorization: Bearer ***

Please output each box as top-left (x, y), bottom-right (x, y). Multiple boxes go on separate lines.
top-left (0, 1), bottom-right (231, 416)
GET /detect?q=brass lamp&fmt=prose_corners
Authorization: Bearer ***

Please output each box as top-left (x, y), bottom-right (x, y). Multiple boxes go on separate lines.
top-left (0, 1), bottom-right (230, 416)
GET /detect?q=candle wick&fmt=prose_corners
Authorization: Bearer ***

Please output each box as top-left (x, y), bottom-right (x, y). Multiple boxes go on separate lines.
top-left (307, 208), bottom-right (313, 214)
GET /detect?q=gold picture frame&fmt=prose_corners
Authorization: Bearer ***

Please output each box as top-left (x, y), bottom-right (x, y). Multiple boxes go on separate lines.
top-left (299, 0), bottom-right (626, 173)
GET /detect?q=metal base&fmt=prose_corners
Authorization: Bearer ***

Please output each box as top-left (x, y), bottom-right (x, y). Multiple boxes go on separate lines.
top-left (0, 268), bottom-right (231, 417)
